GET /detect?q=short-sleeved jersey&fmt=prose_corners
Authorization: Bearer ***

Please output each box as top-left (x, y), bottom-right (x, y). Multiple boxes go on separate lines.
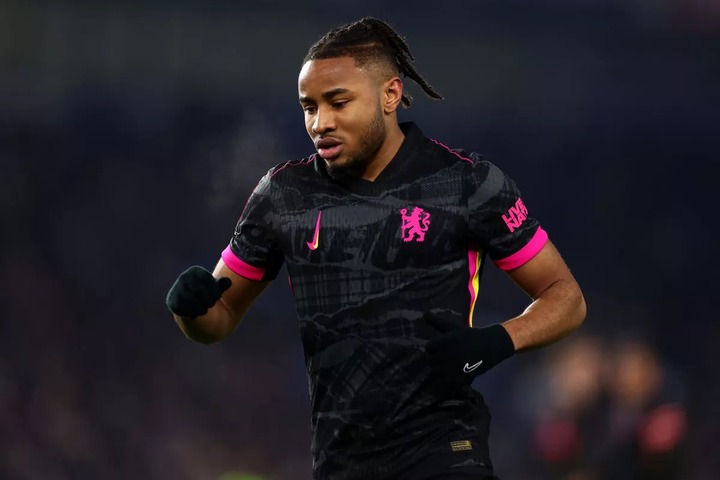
top-left (222, 122), bottom-right (548, 479)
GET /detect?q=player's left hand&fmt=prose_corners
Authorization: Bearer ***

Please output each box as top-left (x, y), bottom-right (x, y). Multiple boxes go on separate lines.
top-left (425, 315), bottom-right (515, 387)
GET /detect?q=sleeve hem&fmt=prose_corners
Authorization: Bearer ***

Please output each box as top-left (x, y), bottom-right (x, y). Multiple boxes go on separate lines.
top-left (493, 227), bottom-right (548, 271)
top-left (221, 245), bottom-right (266, 281)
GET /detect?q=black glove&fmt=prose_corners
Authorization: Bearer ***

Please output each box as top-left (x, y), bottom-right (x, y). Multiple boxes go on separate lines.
top-left (425, 315), bottom-right (515, 387)
top-left (166, 266), bottom-right (232, 318)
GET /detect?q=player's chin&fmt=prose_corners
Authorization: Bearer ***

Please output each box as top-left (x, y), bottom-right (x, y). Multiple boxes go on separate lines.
top-left (321, 150), bottom-right (346, 166)
top-left (324, 155), bottom-right (352, 175)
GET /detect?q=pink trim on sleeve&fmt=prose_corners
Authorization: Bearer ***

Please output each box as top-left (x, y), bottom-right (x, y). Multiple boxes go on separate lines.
top-left (221, 245), bottom-right (266, 281)
top-left (494, 227), bottom-right (549, 271)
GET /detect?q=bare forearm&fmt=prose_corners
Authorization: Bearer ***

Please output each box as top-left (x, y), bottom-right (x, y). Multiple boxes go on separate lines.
top-left (502, 278), bottom-right (586, 352)
top-left (173, 299), bottom-right (239, 344)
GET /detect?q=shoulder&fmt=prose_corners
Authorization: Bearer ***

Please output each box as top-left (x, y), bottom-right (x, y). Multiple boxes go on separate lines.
top-left (426, 139), bottom-right (499, 180)
top-left (244, 155), bottom-right (317, 196)
top-left (417, 134), bottom-right (510, 196)
top-left (266, 154), bottom-right (317, 182)
top-left (421, 134), bottom-right (488, 172)
top-left (418, 128), bottom-right (516, 194)
top-left (250, 154), bottom-right (320, 192)
top-left (445, 147), bottom-right (509, 187)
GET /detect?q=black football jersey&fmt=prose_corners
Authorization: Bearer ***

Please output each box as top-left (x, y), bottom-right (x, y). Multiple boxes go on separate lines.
top-left (222, 122), bottom-right (547, 478)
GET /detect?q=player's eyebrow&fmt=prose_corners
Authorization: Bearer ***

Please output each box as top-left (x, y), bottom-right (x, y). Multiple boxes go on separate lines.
top-left (299, 88), bottom-right (352, 103)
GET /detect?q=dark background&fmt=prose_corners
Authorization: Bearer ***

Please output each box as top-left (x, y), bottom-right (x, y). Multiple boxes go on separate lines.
top-left (2, 1), bottom-right (718, 478)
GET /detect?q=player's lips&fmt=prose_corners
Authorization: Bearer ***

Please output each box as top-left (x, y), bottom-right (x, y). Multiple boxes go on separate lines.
top-left (315, 137), bottom-right (343, 160)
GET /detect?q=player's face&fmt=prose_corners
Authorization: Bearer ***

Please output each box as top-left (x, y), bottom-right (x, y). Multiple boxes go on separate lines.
top-left (298, 57), bottom-right (387, 179)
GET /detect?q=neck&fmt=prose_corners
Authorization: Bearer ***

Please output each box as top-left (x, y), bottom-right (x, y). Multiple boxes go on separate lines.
top-left (361, 121), bottom-right (405, 181)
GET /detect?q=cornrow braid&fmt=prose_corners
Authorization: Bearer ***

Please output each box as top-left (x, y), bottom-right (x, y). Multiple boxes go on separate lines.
top-left (304, 17), bottom-right (443, 108)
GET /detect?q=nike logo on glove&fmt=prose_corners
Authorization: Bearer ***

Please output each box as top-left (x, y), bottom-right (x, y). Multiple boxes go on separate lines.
top-left (463, 360), bottom-right (484, 373)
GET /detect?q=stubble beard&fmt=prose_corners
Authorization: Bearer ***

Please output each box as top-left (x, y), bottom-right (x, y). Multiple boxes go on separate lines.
top-left (326, 107), bottom-right (386, 182)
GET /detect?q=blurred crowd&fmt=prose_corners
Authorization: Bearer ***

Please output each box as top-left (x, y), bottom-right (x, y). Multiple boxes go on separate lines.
top-left (490, 335), bottom-right (689, 480)
top-left (2, 1), bottom-right (719, 479)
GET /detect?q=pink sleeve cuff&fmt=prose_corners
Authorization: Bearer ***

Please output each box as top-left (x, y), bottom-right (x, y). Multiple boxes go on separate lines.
top-left (221, 245), bottom-right (266, 281)
top-left (494, 227), bottom-right (548, 271)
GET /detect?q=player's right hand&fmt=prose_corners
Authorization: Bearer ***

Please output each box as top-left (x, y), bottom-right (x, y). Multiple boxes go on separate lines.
top-left (165, 266), bottom-right (232, 318)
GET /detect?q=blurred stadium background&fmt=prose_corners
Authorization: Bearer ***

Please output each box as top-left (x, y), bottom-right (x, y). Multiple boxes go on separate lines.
top-left (2, 0), bottom-right (718, 478)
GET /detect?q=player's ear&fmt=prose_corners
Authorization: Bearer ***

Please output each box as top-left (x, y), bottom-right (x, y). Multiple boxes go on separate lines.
top-left (382, 76), bottom-right (403, 114)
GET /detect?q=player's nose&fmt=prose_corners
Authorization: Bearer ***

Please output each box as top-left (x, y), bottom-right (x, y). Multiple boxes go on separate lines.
top-left (312, 107), bottom-right (336, 135)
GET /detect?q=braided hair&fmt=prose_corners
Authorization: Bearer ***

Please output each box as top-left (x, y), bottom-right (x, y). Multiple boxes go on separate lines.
top-left (303, 17), bottom-right (443, 108)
